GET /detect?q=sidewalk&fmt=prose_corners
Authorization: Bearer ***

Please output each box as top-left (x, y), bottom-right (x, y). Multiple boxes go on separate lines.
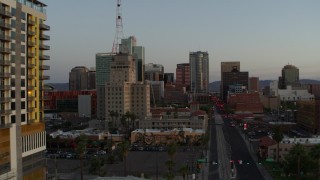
top-left (237, 126), bottom-right (273, 180)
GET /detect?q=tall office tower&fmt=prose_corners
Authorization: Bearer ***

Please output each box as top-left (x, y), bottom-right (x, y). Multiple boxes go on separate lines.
top-left (0, 0), bottom-right (49, 179)
top-left (95, 53), bottom-right (115, 120)
top-left (176, 63), bottom-right (190, 90)
top-left (222, 66), bottom-right (249, 101)
top-left (189, 51), bottom-right (209, 93)
top-left (249, 77), bottom-right (259, 92)
top-left (221, 61), bottom-right (240, 100)
top-left (105, 53), bottom-right (150, 127)
top-left (144, 63), bottom-right (164, 81)
top-left (69, 66), bottom-right (89, 90)
top-left (87, 67), bottom-right (96, 90)
top-left (119, 36), bottom-right (145, 82)
top-left (278, 64), bottom-right (300, 89)
top-left (164, 73), bottom-right (174, 84)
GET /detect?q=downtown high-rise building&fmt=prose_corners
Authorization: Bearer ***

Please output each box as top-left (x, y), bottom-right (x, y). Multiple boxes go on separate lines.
top-left (278, 64), bottom-right (300, 89)
top-left (144, 63), bottom-right (164, 81)
top-left (221, 61), bottom-right (240, 100)
top-left (222, 66), bottom-right (249, 101)
top-left (176, 63), bottom-right (190, 90)
top-left (95, 53), bottom-right (115, 120)
top-left (119, 36), bottom-right (145, 82)
top-left (189, 51), bottom-right (209, 93)
top-left (105, 53), bottom-right (151, 127)
top-left (0, 0), bottom-right (49, 179)
top-left (69, 66), bottom-right (96, 90)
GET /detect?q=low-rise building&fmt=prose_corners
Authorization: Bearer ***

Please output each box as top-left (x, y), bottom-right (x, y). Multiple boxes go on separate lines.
top-left (296, 100), bottom-right (320, 134)
top-left (259, 136), bottom-right (320, 161)
top-left (130, 128), bottom-right (205, 145)
top-left (228, 92), bottom-right (264, 114)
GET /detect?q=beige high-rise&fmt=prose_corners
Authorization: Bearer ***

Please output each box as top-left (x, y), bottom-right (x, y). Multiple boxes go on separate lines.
top-left (105, 54), bottom-right (150, 128)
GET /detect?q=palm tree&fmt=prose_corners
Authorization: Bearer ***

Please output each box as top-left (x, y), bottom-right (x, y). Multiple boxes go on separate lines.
top-left (75, 134), bottom-right (88, 180)
top-left (114, 111), bottom-right (119, 128)
top-left (179, 165), bottom-right (189, 180)
top-left (165, 143), bottom-right (177, 180)
top-left (119, 141), bottom-right (130, 176)
top-left (310, 144), bottom-right (320, 179)
top-left (108, 110), bottom-right (115, 132)
top-left (272, 126), bottom-right (283, 163)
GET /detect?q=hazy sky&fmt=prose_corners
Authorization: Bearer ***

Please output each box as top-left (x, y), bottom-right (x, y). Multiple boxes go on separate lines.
top-left (42, 0), bottom-right (320, 83)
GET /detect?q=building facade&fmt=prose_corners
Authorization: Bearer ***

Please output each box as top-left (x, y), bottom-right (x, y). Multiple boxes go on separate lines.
top-left (221, 61), bottom-right (240, 100)
top-left (0, 0), bottom-right (49, 179)
top-left (278, 64), bottom-right (300, 89)
top-left (176, 63), bottom-right (190, 90)
top-left (164, 73), bottom-right (174, 84)
top-left (189, 51), bottom-right (209, 93)
top-left (222, 67), bottom-right (249, 102)
top-left (119, 36), bottom-right (145, 82)
top-left (95, 53), bottom-right (115, 120)
top-left (105, 53), bottom-right (151, 128)
top-left (144, 63), bottom-right (164, 81)
top-left (69, 66), bottom-right (89, 90)
top-left (296, 100), bottom-right (320, 134)
top-left (249, 77), bottom-right (259, 92)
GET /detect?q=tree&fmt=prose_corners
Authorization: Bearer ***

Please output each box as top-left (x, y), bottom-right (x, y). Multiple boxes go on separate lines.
top-left (179, 165), bottom-right (189, 180)
top-left (165, 143), bottom-right (177, 180)
top-left (75, 134), bottom-right (88, 180)
top-left (119, 141), bottom-right (130, 176)
top-left (310, 144), bottom-right (320, 179)
top-left (272, 126), bottom-right (284, 163)
top-left (108, 110), bottom-right (115, 132)
top-left (283, 144), bottom-right (314, 178)
top-left (89, 156), bottom-right (105, 176)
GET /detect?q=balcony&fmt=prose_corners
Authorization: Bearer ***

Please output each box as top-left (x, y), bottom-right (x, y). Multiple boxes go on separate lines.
top-left (0, 47), bottom-right (11, 54)
top-left (0, 97), bottom-right (10, 103)
top-left (0, 34), bottom-right (11, 42)
top-left (40, 23), bottom-right (50, 31)
top-left (0, 123), bottom-right (12, 129)
top-left (27, 74), bottom-right (35, 80)
top-left (27, 85), bottom-right (34, 90)
top-left (27, 96), bottom-right (35, 101)
top-left (0, 8), bottom-right (12, 18)
top-left (27, 63), bottom-right (35, 69)
top-left (27, 30), bottom-right (35, 36)
top-left (39, 54), bottom-right (50, 60)
top-left (27, 107), bottom-right (35, 112)
top-left (0, 85), bottom-right (10, 90)
top-left (40, 65), bottom-right (50, 70)
top-left (40, 75), bottom-right (50, 80)
top-left (40, 34), bottom-right (50, 40)
top-left (0, 58), bottom-right (10, 66)
top-left (39, 44), bottom-right (50, 50)
top-left (28, 52), bottom-right (35, 58)
top-left (0, 109), bottom-right (11, 114)
top-left (27, 41), bottom-right (36, 47)
top-left (28, 19), bottom-right (36, 26)
top-left (0, 21), bottom-right (11, 30)
top-left (0, 72), bottom-right (10, 78)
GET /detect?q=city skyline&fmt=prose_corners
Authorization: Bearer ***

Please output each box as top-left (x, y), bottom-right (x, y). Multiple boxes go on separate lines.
top-left (43, 0), bottom-right (320, 83)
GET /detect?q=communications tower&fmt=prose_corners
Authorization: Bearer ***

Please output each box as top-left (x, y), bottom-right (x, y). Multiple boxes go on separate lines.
top-left (112, 0), bottom-right (124, 53)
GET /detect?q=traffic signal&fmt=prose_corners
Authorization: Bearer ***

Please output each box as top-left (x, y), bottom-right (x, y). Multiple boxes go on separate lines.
top-left (244, 123), bottom-right (247, 130)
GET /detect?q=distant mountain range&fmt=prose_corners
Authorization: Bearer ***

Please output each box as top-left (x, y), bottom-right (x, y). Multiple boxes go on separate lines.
top-left (47, 79), bottom-right (320, 92)
top-left (209, 79), bottom-right (320, 92)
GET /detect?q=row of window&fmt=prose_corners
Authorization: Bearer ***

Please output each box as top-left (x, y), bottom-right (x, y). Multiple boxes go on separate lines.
top-left (10, 114), bottom-right (26, 123)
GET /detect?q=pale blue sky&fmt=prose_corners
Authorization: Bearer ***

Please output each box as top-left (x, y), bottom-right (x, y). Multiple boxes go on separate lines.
top-left (42, 0), bottom-right (320, 83)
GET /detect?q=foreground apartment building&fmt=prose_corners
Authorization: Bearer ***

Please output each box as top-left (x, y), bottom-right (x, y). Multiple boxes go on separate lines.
top-left (0, 0), bottom-right (49, 179)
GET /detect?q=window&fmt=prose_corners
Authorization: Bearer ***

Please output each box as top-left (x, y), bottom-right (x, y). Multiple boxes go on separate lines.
top-left (21, 90), bottom-right (25, 98)
top-left (21, 102), bottom-right (25, 109)
top-left (21, 45), bottom-right (25, 53)
top-left (11, 79), bottom-right (15, 86)
top-left (11, 31), bottom-right (15, 39)
top-left (21, 114), bottom-right (25, 122)
top-left (21, 79), bottom-right (25, 87)
top-left (11, 115), bottom-right (16, 123)
top-left (11, 90), bottom-right (15, 98)
top-left (21, 68), bottom-right (25, 76)
top-left (11, 102), bottom-right (15, 110)
top-left (11, 8), bottom-right (16, 16)
top-left (21, 12), bottom-right (26, 20)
